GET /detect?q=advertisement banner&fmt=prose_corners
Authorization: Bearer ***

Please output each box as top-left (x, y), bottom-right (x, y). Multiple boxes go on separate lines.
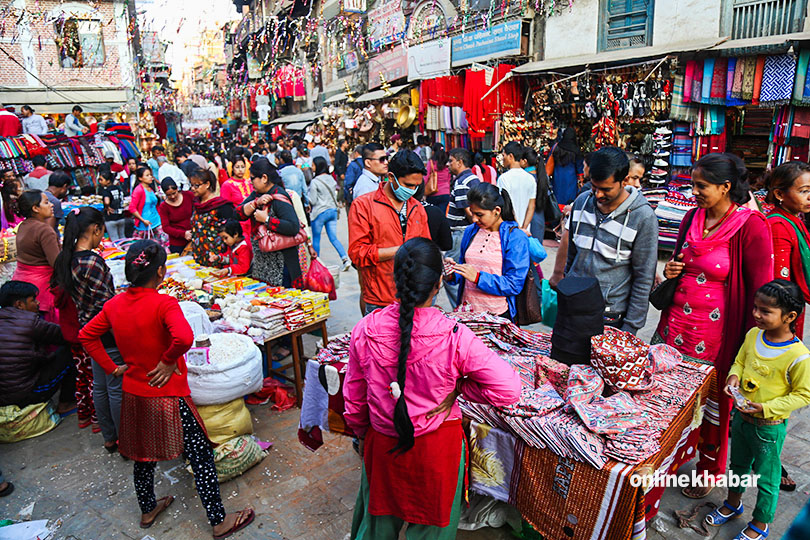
top-left (367, 0), bottom-right (406, 50)
top-left (407, 38), bottom-right (451, 82)
top-left (451, 20), bottom-right (522, 67)
top-left (368, 45), bottom-right (408, 89)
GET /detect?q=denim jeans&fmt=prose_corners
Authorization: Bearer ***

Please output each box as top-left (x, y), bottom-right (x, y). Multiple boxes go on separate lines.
top-left (311, 208), bottom-right (347, 259)
top-left (444, 229), bottom-right (465, 309)
top-left (530, 209), bottom-right (546, 241)
top-left (92, 347), bottom-right (125, 444)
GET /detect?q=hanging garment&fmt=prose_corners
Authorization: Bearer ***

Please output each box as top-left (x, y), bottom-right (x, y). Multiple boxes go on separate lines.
top-left (684, 60), bottom-right (696, 102)
top-left (709, 57), bottom-right (727, 105)
top-left (760, 54), bottom-right (797, 105)
top-left (752, 55), bottom-right (767, 105)
top-left (731, 57), bottom-right (745, 99)
top-left (792, 50), bottom-right (810, 105)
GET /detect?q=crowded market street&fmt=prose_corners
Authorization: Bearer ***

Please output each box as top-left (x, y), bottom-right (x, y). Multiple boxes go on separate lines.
top-left (1, 0), bottom-right (810, 539)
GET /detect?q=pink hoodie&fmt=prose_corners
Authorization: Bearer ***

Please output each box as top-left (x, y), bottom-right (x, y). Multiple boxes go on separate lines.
top-left (344, 304), bottom-right (521, 439)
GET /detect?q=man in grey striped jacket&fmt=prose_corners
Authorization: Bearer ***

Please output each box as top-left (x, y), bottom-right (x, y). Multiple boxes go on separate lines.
top-left (565, 147), bottom-right (659, 334)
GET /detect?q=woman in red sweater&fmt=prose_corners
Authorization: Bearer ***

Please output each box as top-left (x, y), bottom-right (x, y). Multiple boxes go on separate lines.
top-left (157, 178), bottom-right (195, 254)
top-left (79, 241), bottom-right (254, 537)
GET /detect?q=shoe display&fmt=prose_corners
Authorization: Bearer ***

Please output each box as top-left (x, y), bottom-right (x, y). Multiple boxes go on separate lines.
top-left (654, 159), bottom-right (669, 167)
top-left (653, 151), bottom-right (670, 157)
top-left (655, 127), bottom-right (672, 135)
top-left (650, 168), bottom-right (667, 176)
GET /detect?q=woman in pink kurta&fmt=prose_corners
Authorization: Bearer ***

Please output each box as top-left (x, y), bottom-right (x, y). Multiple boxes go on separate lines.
top-left (220, 157), bottom-right (253, 240)
top-left (654, 153), bottom-right (773, 498)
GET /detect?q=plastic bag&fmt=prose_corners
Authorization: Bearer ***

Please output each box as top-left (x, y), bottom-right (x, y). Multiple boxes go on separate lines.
top-left (195, 397), bottom-right (253, 444)
top-left (306, 257), bottom-right (337, 300)
top-left (540, 279), bottom-right (558, 327)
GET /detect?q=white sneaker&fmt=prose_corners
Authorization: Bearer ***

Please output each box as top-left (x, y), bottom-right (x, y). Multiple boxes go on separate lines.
top-left (653, 151), bottom-right (670, 157)
top-left (654, 158), bottom-right (669, 167)
top-left (341, 257), bottom-right (352, 272)
top-left (655, 127), bottom-right (672, 135)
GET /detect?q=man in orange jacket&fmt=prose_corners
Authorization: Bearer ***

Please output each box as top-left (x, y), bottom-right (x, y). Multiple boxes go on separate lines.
top-left (349, 150), bottom-right (431, 315)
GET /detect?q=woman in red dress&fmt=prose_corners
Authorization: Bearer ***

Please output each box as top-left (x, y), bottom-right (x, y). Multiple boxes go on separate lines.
top-left (79, 240), bottom-right (254, 537)
top-left (766, 160), bottom-right (810, 493)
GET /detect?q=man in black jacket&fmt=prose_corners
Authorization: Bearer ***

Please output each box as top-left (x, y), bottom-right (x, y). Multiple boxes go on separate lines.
top-left (0, 281), bottom-right (76, 410)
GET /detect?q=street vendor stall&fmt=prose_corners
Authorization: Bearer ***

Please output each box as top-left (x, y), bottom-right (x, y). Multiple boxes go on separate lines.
top-left (297, 311), bottom-right (713, 539)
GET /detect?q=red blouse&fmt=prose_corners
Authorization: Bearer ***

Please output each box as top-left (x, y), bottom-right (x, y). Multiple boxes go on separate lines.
top-left (769, 210), bottom-right (810, 303)
top-left (79, 287), bottom-right (194, 398)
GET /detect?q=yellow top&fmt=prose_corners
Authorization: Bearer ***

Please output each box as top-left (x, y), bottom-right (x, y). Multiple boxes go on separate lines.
top-left (728, 328), bottom-right (810, 420)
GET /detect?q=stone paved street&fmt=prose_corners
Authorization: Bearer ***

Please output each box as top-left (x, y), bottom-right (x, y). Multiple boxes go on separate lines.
top-left (1, 217), bottom-right (808, 539)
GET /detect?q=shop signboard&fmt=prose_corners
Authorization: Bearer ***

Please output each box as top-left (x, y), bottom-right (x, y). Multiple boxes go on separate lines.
top-left (192, 106), bottom-right (225, 121)
top-left (368, 44), bottom-right (407, 89)
top-left (407, 38), bottom-right (451, 81)
top-left (367, 0), bottom-right (406, 50)
top-left (451, 20), bottom-right (523, 67)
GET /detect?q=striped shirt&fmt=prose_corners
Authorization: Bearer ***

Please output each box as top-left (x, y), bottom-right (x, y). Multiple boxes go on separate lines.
top-left (447, 169), bottom-right (480, 230)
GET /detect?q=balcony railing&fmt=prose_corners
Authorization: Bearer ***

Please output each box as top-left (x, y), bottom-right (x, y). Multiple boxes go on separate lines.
top-left (728, 0), bottom-right (808, 39)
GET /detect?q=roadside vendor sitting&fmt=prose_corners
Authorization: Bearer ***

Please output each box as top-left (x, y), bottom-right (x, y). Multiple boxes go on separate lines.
top-left (0, 280), bottom-right (76, 411)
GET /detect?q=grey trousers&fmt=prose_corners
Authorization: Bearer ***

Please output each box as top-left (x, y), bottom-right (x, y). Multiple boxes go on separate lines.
top-left (92, 347), bottom-right (125, 444)
top-left (444, 229), bottom-right (465, 309)
top-left (106, 219), bottom-right (127, 242)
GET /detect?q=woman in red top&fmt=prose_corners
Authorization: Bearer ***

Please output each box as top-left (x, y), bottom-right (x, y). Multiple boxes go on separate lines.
top-left (79, 241), bottom-right (254, 537)
top-left (219, 156), bottom-right (252, 239)
top-left (766, 161), bottom-right (810, 494)
top-left (157, 178), bottom-right (195, 254)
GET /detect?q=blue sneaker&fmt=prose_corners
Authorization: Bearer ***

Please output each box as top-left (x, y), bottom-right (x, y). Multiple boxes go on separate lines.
top-left (705, 500), bottom-right (744, 526)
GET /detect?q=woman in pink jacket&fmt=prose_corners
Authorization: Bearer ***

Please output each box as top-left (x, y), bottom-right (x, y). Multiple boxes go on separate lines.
top-left (344, 237), bottom-right (521, 539)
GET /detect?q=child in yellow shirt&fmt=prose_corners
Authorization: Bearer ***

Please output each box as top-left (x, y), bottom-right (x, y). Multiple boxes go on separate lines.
top-left (705, 279), bottom-right (810, 540)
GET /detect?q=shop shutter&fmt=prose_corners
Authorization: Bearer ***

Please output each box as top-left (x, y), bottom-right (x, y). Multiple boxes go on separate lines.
top-left (601, 0), bottom-right (653, 52)
top-left (726, 0), bottom-right (809, 39)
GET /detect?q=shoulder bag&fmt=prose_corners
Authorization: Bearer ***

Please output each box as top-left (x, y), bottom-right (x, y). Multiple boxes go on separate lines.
top-left (425, 161), bottom-right (438, 197)
top-left (256, 193), bottom-right (309, 253)
top-left (510, 227), bottom-right (542, 325)
top-left (649, 209), bottom-right (696, 310)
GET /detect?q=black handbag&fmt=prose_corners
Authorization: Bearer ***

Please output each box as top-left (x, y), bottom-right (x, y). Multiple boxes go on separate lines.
top-left (545, 189), bottom-right (563, 224)
top-left (649, 210), bottom-right (696, 310)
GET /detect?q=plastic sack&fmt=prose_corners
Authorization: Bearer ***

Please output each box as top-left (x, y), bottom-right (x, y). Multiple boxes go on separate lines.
top-left (179, 301), bottom-right (214, 339)
top-left (195, 397), bottom-right (253, 445)
top-left (540, 279), bottom-right (558, 327)
top-left (187, 333), bottom-right (263, 405)
top-left (186, 435), bottom-right (266, 483)
top-left (306, 257), bottom-right (337, 300)
top-left (0, 402), bottom-right (60, 443)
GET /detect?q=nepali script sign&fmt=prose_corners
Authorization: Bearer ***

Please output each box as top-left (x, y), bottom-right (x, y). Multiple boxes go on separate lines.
top-left (451, 20), bottom-right (522, 67)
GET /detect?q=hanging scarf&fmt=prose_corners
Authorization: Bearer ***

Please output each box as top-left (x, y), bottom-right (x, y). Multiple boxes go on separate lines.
top-left (767, 210), bottom-right (810, 290)
top-left (742, 57), bottom-right (758, 101)
top-left (692, 59), bottom-right (704, 103)
top-left (709, 57), bottom-right (727, 104)
top-left (752, 55), bottom-right (767, 105)
top-left (760, 54), bottom-right (797, 105)
top-left (731, 57), bottom-right (745, 99)
top-left (793, 49), bottom-right (810, 105)
top-left (701, 58), bottom-right (715, 103)
top-left (671, 74), bottom-right (698, 122)
top-left (684, 60), bottom-right (696, 103)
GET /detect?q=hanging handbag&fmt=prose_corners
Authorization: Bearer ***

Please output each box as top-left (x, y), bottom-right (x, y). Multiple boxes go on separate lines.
top-left (544, 188), bottom-right (563, 224)
top-left (425, 161), bottom-right (438, 197)
top-left (256, 193), bottom-right (309, 253)
top-left (512, 227), bottom-right (542, 325)
top-left (649, 209), bottom-right (696, 310)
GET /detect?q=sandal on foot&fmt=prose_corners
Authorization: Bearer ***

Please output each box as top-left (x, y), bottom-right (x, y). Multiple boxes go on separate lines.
top-left (705, 500), bottom-right (744, 526)
top-left (140, 495), bottom-right (175, 529)
top-left (91, 423), bottom-right (101, 434)
top-left (781, 471), bottom-right (797, 492)
top-left (104, 441), bottom-right (119, 454)
top-left (78, 417), bottom-right (92, 429)
top-left (733, 522), bottom-right (769, 540)
top-left (0, 482), bottom-right (14, 497)
top-left (682, 485), bottom-right (714, 499)
top-left (213, 508), bottom-right (255, 539)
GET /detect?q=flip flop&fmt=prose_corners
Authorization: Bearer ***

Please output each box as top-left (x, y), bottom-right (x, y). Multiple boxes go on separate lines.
top-left (213, 508), bottom-right (255, 539)
top-left (682, 485), bottom-right (714, 499)
top-left (58, 407), bottom-right (77, 418)
top-left (781, 468), bottom-right (797, 492)
top-left (140, 495), bottom-right (175, 529)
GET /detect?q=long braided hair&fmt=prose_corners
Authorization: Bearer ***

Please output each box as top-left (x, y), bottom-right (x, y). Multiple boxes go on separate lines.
top-left (757, 279), bottom-right (805, 333)
top-left (391, 237), bottom-right (443, 453)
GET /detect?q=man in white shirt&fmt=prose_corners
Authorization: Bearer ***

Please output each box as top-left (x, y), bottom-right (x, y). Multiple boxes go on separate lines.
top-left (352, 143), bottom-right (388, 199)
top-left (497, 141), bottom-right (536, 232)
top-left (64, 105), bottom-right (88, 137)
top-left (20, 106), bottom-right (48, 135)
top-left (157, 155), bottom-right (189, 191)
top-left (310, 136), bottom-right (331, 166)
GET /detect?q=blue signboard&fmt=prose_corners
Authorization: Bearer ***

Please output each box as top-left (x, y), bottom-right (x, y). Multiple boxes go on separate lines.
top-left (450, 20), bottom-right (523, 67)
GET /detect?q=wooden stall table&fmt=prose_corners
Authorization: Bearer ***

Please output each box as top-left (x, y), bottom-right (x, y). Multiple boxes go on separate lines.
top-left (263, 317), bottom-right (329, 407)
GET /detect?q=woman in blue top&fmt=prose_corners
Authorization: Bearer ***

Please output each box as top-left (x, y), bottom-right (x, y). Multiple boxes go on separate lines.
top-left (127, 166), bottom-right (163, 241)
top-left (446, 183), bottom-right (529, 320)
top-left (546, 127), bottom-right (584, 206)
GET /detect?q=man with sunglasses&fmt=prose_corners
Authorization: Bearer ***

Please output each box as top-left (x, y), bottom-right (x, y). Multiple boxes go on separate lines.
top-left (352, 143), bottom-right (389, 199)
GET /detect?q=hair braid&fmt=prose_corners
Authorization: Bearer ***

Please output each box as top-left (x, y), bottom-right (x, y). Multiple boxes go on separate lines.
top-left (758, 279), bottom-right (805, 333)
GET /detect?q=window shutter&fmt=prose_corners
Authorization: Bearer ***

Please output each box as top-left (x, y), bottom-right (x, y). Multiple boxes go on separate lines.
top-left (604, 0), bottom-right (652, 51)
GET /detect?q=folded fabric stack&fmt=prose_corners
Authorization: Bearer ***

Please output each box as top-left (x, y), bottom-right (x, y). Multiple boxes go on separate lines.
top-left (251, 307), bottom-right (286, 336)
top-left (314, 333), bottom-right (351, 364)
top-left (670, 122), bottom-right (693, 168)
top-left (641, 187), bottom-right (667, 211)
top-left (654, 181), bottom-right (697, 249)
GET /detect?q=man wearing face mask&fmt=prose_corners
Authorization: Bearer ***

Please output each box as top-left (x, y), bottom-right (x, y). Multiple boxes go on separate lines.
top-left (349, 150), bottom-right (431, 315)
top-left (352, 142), bottom-right (389, 199)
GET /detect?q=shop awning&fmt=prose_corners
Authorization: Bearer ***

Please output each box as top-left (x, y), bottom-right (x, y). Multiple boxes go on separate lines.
top-left (709, 31), bottom-right (810, 54)
top-left (512, 37), bottom-right (725, 74)
top-left (354, 84), bottom-right (410, 103)
top-left (0, 87), bottom-right (137, 113)
top-left (286, 121), bottom-right (312, 131)
top-left (269, 111), bottom-right (323, 125)
top-left (323, 93), bottom-right (347, 104)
